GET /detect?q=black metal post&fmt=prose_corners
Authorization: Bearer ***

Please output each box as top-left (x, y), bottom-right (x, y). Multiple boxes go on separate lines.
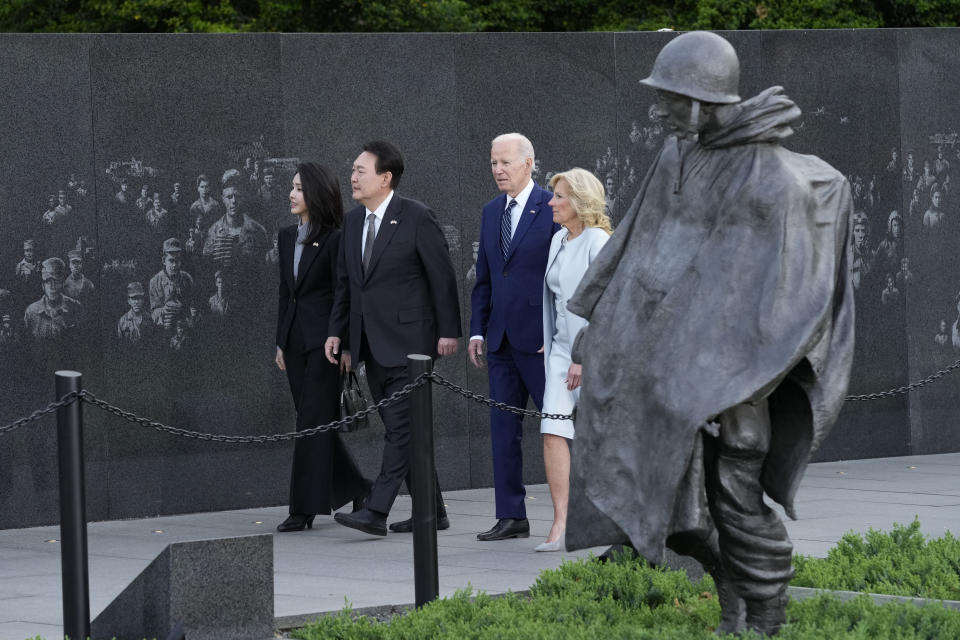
top-left (407, 354), bottom-right (439, 607)
top-left (56, 370), bottom-right (90, 640)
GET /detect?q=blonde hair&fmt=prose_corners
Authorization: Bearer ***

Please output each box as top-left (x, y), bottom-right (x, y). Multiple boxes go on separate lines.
top-left (549, 168), bottom-right (612, 234)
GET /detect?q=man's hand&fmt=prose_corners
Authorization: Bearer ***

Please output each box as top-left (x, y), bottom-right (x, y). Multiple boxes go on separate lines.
top-left (324, 336), bottom-right (341, 364)
top-left (468, 338), bottom-right (485, 368)
top-left (566, 363), bottom-right (582, 391)
top-left (437, 337), bottom-right (458, 357)
top-left (340, 350), bottom-right (352, 373)
top-left (275, 347), bottom-right (286, 371)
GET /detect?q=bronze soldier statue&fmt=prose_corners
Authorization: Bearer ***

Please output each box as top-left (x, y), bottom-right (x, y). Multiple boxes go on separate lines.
top-left (565, 31), bottom-right (854, 636)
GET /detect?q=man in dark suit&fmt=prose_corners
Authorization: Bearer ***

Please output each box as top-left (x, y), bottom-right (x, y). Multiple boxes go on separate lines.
top-left (326, 140), bottom-right (461, 537)
top-left (469, 133), bottom-right (559, 541)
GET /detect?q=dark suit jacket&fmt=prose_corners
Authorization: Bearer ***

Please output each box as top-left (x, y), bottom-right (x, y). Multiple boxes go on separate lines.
top-left (276, 224), bottom-right (342, 353)
top-left (329, 194), bottom-right (461, 368)
top-left (469, 184), bottom-right (558, 353)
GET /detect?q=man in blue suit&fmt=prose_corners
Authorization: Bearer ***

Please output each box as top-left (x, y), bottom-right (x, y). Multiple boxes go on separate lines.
top-left (469, 133), bottom-right (559, 541)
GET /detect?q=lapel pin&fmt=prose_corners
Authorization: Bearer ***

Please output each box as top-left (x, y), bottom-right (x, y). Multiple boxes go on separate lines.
top-left (530, 209), bottom-right (536, 214)
top-left (312, 242), bottom-right (319, 247)
top-left (390, 220), bottom-right (398, 224)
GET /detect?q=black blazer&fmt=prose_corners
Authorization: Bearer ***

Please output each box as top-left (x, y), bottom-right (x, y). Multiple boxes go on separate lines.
top-left (276, 224), bottom-right (342, 353)
top-left (329, 194), bottom-right (461, 368)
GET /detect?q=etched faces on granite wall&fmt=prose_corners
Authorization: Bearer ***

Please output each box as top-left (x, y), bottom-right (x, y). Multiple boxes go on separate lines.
top-left (0, 148), bottom-right (297, 365)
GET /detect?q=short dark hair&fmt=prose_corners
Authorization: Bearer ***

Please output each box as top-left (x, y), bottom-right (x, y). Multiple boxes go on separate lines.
top-left (362, 140), bottom-right (404, 189)
top-left (297, 162), bottom-right (344, 245)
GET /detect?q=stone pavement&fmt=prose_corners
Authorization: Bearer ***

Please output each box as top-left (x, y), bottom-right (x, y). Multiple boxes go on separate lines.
top-left (2, 453), bottom-right (959, 640)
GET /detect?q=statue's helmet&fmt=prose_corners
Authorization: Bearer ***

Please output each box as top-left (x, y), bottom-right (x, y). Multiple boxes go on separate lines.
top-left (641, 31), bottom-right (741, 104)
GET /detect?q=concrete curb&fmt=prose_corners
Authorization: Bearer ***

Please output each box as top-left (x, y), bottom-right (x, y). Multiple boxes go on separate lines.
top-left (787, 585), bottom-right (960, 610)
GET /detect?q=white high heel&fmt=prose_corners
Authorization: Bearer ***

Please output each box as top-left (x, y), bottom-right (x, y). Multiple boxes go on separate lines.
top-left (534, 533), bottom-right (565, 552)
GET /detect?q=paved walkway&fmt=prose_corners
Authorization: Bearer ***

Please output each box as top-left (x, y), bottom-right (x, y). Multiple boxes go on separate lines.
top-left (2, 453), bottom-right (959, 640)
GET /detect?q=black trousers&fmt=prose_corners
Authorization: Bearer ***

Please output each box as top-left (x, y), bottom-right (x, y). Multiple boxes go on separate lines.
top-left (284, 318), bottom-right (368, 515)
top-left (360, 334), bottom-right (445, 517)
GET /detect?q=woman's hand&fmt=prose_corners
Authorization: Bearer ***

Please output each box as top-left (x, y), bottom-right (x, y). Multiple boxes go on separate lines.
top-left (566, 363), bottom-right (582, 390)
top-left (275, 347), bottom-right (286, 371)
top-left (340, 349), bottom-right (352, 373)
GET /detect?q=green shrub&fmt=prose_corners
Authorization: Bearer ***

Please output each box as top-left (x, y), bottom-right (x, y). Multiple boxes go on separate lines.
top-left (292, 550), bottom-right (960, 640)
top-left (792, 518), bottom-right (960, 600)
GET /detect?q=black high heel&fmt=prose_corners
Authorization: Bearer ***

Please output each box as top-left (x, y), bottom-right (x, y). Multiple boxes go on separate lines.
top-left (276, 513), bottom-right (315, 532)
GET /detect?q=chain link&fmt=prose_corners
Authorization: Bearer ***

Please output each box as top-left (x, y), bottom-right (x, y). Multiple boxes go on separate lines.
top-left (427, 372), bottom-right (575, 420)
top-left (77, 374), bottom-right (430, 443)
top-left (843, 358), bottom-right (960, 401)
top-left (0, 392), bottom-right (80, 436)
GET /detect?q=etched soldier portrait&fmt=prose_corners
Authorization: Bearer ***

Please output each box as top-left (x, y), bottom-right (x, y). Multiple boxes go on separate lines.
top-left (265, 232), bottom-right (279, 265)
top-left (934, 145), bottom-right (951, 180)
top-left (922, 189), bottom-right (945, 231)
top-left (850, 212), bottom-right (871, 291)
top-left (170, 182), bottom-right (185, 209)
top-left (881, 273), bottom-right (901, 306)
top-left (23, 257), bottom-right (83, 340)
top-left (136, 184), bottom-right (152, 212)
top-left (189, 173), bottom-right (221, 232)
top-left (149, 238), bottom-right (195, 329)
top-left (54, 189), bottom-right (73, 220)
top-left (465, 240), bottom-right (480, 284)
top-left (168, 319), bottom-right (187, 351)
top-left (145, 191), bottom-right (168, 228)
top-left (207, 270), bottom-right (229, 317)
top-left (902, 150), bottom-right (917, 186)
top-left (15, 238), bottom-right (40, 284)
top-left (202, 169), bottom-right (268, 265)
top-left (873, 210), bottom-right (903, 279)
top-left (895, 256), bottom-right (914, 289)
top-left (116, 281), bottom-right (151, 344)
top-left (259, 167), bottom-right (277, 204)
top-left (115, 177), bottom-right (130, 205)
top-left (62, 249), bottom-right (95, 302)
top-left (935, 319), bottom-right (949, 348)
top-left (0, 289), bottom-right (16, 346)
top-left (41, 194), bottom-right (58, 225)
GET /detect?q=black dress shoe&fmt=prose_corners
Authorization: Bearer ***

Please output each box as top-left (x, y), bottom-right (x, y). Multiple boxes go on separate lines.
top-left (476, 518), bottom-right (529, 541)
top-left (334, 508), bottom-right (387, 537)
top-left (276, 514), bottom-right (315, 532)
top-left (389, 514), bottom-right (450, 533)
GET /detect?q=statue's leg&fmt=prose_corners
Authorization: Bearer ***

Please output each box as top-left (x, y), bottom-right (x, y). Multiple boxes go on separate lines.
top-left (709, 400), bottom-right (793, 637)
top-left (668, 527), bottom-right (745, 635)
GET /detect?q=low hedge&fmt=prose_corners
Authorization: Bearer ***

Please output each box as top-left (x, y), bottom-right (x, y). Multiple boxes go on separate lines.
top-left (792, 518), bottom-right (960, 600)
top-left (292, 547), bottom-right (960, 639)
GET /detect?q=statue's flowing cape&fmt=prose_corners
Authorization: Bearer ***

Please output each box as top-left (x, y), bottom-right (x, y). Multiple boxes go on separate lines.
top-left (565, 87), bottom-right (855, 559)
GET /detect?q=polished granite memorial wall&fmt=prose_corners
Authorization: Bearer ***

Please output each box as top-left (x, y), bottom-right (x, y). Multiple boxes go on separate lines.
top-left (1, 30), bottom-right (958, 528)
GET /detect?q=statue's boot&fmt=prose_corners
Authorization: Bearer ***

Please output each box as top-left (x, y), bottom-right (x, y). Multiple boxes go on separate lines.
top-left (743, 588), bottom-right (788, 637)
top-left (712, 569), bottom-right (745, 635)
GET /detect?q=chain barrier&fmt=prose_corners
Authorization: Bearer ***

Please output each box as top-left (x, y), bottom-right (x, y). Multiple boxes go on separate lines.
top-left (843, 358), bottom-right (960, 401)
top-left (76, 374), bottom-right (432, 443)
top-left (427, 372), bottom-right (575, 420)
top-left (4, 359), bottom-right (960, 441)
top-left (0, 391), bottom-right (80, 436)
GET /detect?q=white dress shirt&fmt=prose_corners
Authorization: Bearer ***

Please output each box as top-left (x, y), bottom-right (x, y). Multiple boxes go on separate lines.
top-left (362, 190), bottom-right (395, 262)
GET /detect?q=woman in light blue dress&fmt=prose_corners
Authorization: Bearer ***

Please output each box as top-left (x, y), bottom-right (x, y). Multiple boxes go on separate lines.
top-left (537, 168), bottom-right (611, 551)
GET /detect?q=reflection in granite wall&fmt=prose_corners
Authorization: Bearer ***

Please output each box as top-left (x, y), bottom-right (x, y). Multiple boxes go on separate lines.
top-left (1, 30), bottom-right (959, 529)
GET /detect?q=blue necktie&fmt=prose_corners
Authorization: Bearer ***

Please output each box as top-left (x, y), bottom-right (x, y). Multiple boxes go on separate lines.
top-left (500, 198), bottom-right (517, 260)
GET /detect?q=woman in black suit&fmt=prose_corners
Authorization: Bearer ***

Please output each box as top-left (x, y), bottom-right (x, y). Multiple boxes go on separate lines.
top-left (275, 162), bottom-right (370, 532)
